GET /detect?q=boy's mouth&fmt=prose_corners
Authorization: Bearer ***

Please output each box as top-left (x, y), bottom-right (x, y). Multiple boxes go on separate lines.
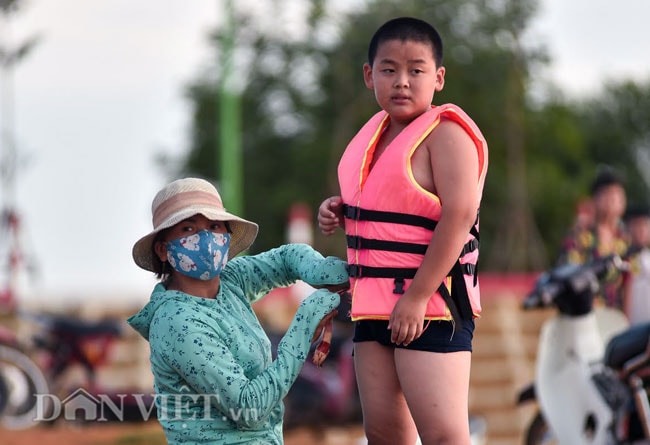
top-left (391, 95), bottom-right (410, 103)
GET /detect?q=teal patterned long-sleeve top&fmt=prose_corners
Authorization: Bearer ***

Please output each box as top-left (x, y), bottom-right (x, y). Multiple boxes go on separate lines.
top-left (127, 244), bottom-right (347, 444)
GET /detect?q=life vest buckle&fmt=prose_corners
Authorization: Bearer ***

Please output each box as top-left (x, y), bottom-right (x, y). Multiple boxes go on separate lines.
top-left (393, 278), bottom-right (405, 294)
top-left (346, 235), bottom-right (362, 249)
top-left (343, 204), bottom-right (360, 220)
top-left (347, 264), bottom-right (361, 278)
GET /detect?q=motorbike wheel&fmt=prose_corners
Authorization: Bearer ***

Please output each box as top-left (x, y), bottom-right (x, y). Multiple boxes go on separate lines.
top-left (0, 344), bottom-right (50, 430)
top-left (0, 365), bottom-right (8, 416)
top-left (525, 411), bottom-right (557, 445)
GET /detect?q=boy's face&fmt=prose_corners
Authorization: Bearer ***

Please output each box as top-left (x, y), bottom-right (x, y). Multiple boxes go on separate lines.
top-left (363, 39), bottom-right (445, 126)
top-left (629, 216), bottom-right (650, 246)
top-left (593, 184), bottom-right (626, 221)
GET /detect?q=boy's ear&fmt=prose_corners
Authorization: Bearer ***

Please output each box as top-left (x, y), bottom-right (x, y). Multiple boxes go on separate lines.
top-left (363, 63), bottom-right (374, 90)
top-left (435, 66), bottom-right (446, 92)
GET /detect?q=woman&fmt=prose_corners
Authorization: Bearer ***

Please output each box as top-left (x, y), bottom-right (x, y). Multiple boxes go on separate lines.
top-left (127, 177), bottom-right (348, 444)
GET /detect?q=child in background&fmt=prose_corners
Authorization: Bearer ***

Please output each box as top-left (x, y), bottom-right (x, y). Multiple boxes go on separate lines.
top-left (556, 166), bottom-right (630, 310)
top-left (624, 204), bottom-right (650, 325)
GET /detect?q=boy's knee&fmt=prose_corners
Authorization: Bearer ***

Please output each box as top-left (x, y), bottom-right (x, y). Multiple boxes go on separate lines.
top-left (417, 427), bottom-right (471, 445)
top-left (364, 420), bottom-right (418, 445)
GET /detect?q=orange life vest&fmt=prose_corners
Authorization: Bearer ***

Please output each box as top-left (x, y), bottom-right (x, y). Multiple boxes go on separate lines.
top-left (338, 104), bottom-right (488, 323)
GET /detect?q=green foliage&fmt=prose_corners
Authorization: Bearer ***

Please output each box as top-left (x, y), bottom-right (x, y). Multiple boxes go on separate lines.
top-left (525, 100), bottom-right (592, 260)
top-left (181, 1), bottom-right (336, 253)
top-left (577, 80), bottom-right (650, 207)
top-left (178, 0), bottom-right (650, 271)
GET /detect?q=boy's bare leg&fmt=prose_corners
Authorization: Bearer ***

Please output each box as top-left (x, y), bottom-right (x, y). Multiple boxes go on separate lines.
top-left (354, 342), bottom-right (419, 445)
top-left (396, 349), bottom-right (472, 445)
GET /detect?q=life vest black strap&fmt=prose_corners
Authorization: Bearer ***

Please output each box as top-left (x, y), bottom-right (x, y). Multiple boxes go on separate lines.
top-left (437, 282), bottom-right (463, 327)
top-left (347, 263), bottom-right (475, 279)
top-left (343, 204), bottom-right (480, 249)
top-left (463, 263), bottom-right (476, 275)
top-left (342, 204), bottom-right (437, 230)
top-left (452, 262), bottom-right (474, 320)
top-left (462, 238), bottom-right (479, 256)
top-left (342, 204), bottom-right (480, 325)
top-left (347, 265), bottom-right (419, 279)
top-left (346, 235), bottom-right (428, 255)
top-left (348, 262), bottom-right (476, 325)
top-left (347, 235), bottom-right (479, 258)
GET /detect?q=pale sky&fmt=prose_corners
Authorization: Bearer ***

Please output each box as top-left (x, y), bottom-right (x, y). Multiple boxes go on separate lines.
top-left (530, 0), bottom-right (650, 94)
top-left (2, 0), bottom-right (649, 306)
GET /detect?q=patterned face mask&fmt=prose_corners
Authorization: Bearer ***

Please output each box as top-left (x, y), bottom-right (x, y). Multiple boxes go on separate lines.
top-left (166, 230), bottom-right (231, 280)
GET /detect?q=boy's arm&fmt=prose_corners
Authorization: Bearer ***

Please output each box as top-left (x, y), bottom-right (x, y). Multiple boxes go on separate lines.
top-left (389, 119), bottom-right (480, 346)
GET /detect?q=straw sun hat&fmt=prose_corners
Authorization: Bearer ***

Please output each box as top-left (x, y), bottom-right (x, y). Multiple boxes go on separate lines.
top-left (132, 178), bottom-right (259, 272)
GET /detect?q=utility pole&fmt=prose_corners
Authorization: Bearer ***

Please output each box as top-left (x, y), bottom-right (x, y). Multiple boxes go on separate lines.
top-left (218, 0), bottom-right (243, 218)
top-left (0, 1), bottom-right (38, 310)
top-left (1, 2), bottom-right (18, 219)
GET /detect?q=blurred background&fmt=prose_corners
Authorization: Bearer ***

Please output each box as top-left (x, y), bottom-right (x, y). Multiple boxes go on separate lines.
top-left (1, 0), bottom-right (649, 443)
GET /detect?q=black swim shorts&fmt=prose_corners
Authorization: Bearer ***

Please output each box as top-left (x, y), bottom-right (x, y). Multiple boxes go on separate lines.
top-left (352, 318), bottom-right (475, 352)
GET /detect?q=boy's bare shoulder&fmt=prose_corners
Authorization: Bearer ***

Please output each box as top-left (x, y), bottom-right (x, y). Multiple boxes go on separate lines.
top-left (423, 117), bottom-right (477, 156)
top-left (432, 116), bottom-right (472, 137)
top-left (411, 116), bottom-right (479, 195)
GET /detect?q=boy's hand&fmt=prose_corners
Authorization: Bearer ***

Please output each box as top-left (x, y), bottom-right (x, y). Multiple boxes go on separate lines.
top-left (388, 295), bottom-right (428, 346)
top-left (318, 196), bottom-right (344, 235)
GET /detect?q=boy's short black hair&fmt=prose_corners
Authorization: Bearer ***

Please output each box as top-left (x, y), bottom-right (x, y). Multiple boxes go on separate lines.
top-left (590, 165), bottom-right (625, 196)
top-left (368, 17), bottom-right (443, 68)
top-left (625, 203), bottom-right (650, 222)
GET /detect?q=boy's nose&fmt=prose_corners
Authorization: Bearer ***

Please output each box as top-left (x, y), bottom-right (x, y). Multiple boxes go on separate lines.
top-left (393, 72), bottom-right (409, 88)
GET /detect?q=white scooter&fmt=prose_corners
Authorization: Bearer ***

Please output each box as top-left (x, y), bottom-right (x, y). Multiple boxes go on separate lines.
top-left (517, 252), bottom-right (650, 445)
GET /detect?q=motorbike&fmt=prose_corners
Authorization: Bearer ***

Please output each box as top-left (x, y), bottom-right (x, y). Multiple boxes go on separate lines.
top-left (21, 311), bottom-right (123, 392)
top-left (1, 310), bottom-right (155, 429)
top-left (517, 251), bottom-right (650, 444)
top-left (0, 322), bottom-right (50, 430)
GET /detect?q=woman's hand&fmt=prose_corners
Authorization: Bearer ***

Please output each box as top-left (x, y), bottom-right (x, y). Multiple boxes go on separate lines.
top-left (311, 282), bottom-right (350, 294)
top-left (311, 309), bottom-right (337, 367)
top-left (303, 256), bottom-right (350, 291)
top-left (311, 309), bottom-right (338, 342)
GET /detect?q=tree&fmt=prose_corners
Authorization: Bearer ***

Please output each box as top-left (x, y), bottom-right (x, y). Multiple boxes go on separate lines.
top-left (179, 0), bottom-right (338, 253)
top-left (178, 0), bottom-right (650, 272)
top-left (578, 80), bottom-right (650, 207)
top-left (179, 0), bottom-right (552, 266)
top-left (310, 0), bottom-right (551, 270)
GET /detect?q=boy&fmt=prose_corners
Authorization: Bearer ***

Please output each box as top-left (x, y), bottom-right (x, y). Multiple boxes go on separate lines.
top-left (624, 204), bottom-right (650, 324)
top-left (318, 17), bottom-right (488, 445)
top-left (556, 167), bottom-right (630, 309)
